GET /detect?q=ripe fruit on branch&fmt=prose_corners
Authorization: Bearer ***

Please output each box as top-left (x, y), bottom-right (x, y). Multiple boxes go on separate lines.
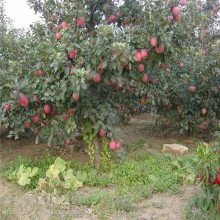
top-left (72, 93), bottom-right (79, 101)
top-left (19, 95), bottom-right (29, 107)
top-left (108, 15), bottom-right (116, 23)
top-left (44, 104), bottom-right (51, 114)
top-left (140, 49), bottom-right (148, 59)
top-left (54, 32), bottom-right (62, 40)
top-left (24, 121), bottom-right (31, 128)
top-left (168, 16), bottom-right (173, 24)
top-left (66, 137), bottom-right (71, 145)
top-left (174, 14), bottom-right (181, 22)
top-left (181, 0), bottom-right (187, 6)
top-left (150, 78), bottom-right (157, 85)
top-left (68, 108), bottom-right (75, 115)
top-left (109, 140), bottom-right (117, 150)
top-left (4, 103), bottom-right (11, 111)
top-left (142, 73), bottom-right (148, 83)
top-left (99, 128), bottom-right (106, 137)
top-left (156, 44), bottom-right (164, 54)
top-left (188, 85), bottom-right (196, 93)
top-left (201, 108), bottom-right (207, 115)
top-left (93, 73), bottom-right (101, 83)
top-left (150, 37), bottom-right (157, 47)
top-left (116, 10), bottom-right (120, 17)
top-left (63, 112), bottom-right (69, 121)
top-left (33, 115), bottom-right (39, 124)
top-left (138, 64), bottom-right (145, 72)
top-left (34, 69), bottom-right (43, 76)
top-left (69, 50), bottom-right (77, 59)
top-left (109, 140), bottom-right (122, 150)
top-left (135, 50), bottom-right (142, 62)
top-left (61, 21), bottom-right (68, 29)
top-left (172, 6), bottom-right (180, 16)
top-left (76, 18), bottom-right (85, 27)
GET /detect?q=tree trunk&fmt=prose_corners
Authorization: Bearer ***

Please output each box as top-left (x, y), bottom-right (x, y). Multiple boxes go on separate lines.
top-left (93, 137), bottom-right (102, 175)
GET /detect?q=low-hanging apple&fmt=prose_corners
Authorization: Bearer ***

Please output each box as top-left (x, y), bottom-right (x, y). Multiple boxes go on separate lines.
top-left (25, 121), bottom-right (31, 128)
top-left (138, 64), bottom-right (145, 72)
top-left (93, 73), bottom-right (101, 83)
top-left (76, 18), bottom-right (85, 27)
top-left (54, 32), bottom-right (62, 40)
top-left (33, 115), bottom-right (39, 124)
top-left (72, 93), bottom-right (80, 101)
top-left (135, 50), bottom-right (142, 62)
top-left (19, 95), bottom-right (29, 107)
top-left (156, 44), bottom-right (164, 54)
top-left (188, 85), bottom-right (196, 93)
top-left (44, 104), bottom-right (51, 114)
top-left (140, 49), bottom-right (148, 59)
top-left (150, 37), bottom-right (157, 47)
top-left (4, 103), bottom-right (11, 111)
top-left (69, 50), bottom-right (77, 59)
top-left (142, 73), bottom-right (148, 83)
top-left (99, 128), bottom-right (106, 137)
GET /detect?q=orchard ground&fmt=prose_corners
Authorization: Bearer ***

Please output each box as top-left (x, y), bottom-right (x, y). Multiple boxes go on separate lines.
top-left (0, 113), bottom-right (214, 220)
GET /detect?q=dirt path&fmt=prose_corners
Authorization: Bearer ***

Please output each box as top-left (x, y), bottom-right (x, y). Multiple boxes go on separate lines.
top-left (0, 178), bottom-right (195, 220)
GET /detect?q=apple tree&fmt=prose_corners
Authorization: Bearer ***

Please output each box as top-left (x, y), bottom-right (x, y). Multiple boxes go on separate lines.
top-left (1, 0), bottom-right (219, 170)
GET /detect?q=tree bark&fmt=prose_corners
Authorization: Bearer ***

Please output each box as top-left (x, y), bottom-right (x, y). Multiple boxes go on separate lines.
top-left (93, 137), bottom-right (102, 175)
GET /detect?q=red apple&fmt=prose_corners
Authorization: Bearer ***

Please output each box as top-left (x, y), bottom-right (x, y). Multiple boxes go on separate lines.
top-left (4, 103), bottom-right (11, 111)
top-left (19, 95), bottom-right (29, 107)
top-left (142, 73), bottom-right (148, 83)
top-left (116, 10), bottom-right (121, 17)
top-left (109, 140), bottom-right (117, 150)
top-left (34, 69), bottom-right (43, 76)
top-left (93, 73), bottom-right (101, 83)
top-left (99, 128), bottom-right (106, 137)
top-left (25, 121), bottom-right (31, 128)
top-left (54, 32), bottom-right (62, 40)
top-left (201, 108), bottom-right (207, 115)
top-left (168, 15), bottom-right (174, 24)
top-left (33, 115), bottom-right (39, 124)
top-left (181, 0), bottom-right (187, 6)
top-left (72, 93), bottom-right (80, 101)
top-left (76, 18), bottom-right (85, 27)
top-left (63, 112), bottom-right (69, 121)
top-left (69, 50), bottom-right (77, 59)
top-left (156, 44), bottom-right (164, 54)
top-left (188, 85), bottom-right (196, 93)
top-left (61, 21), bottom-right (68, 29)
top-left (150, 37), bottom-right (157, 47)
top-left (44, 104), bottom-right (51, 114)
top-left (151, 79), bottom-right (157, 85)
top-left (68, 108), bottom-right (75, 115)
top-left (108, 15), bottom-right (116, 23)
top-left (140, 49), bottom-right (148, 59)
top-left (174, 14), bottom-right (181, 22)
top-left (116, 141), bottom-right (121, 149)
top-left (66, 137), bottom-right (71, 145)
top-left (172, 6), bottom-right (180, 16)
top-left (135, 50), bottom-right (142, 62)
top-left (138, 64), bottom-right (145, 72)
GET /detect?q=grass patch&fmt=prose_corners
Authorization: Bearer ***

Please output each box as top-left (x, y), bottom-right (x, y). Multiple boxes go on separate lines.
top-left (1, 148), bottom-right (197, 217)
